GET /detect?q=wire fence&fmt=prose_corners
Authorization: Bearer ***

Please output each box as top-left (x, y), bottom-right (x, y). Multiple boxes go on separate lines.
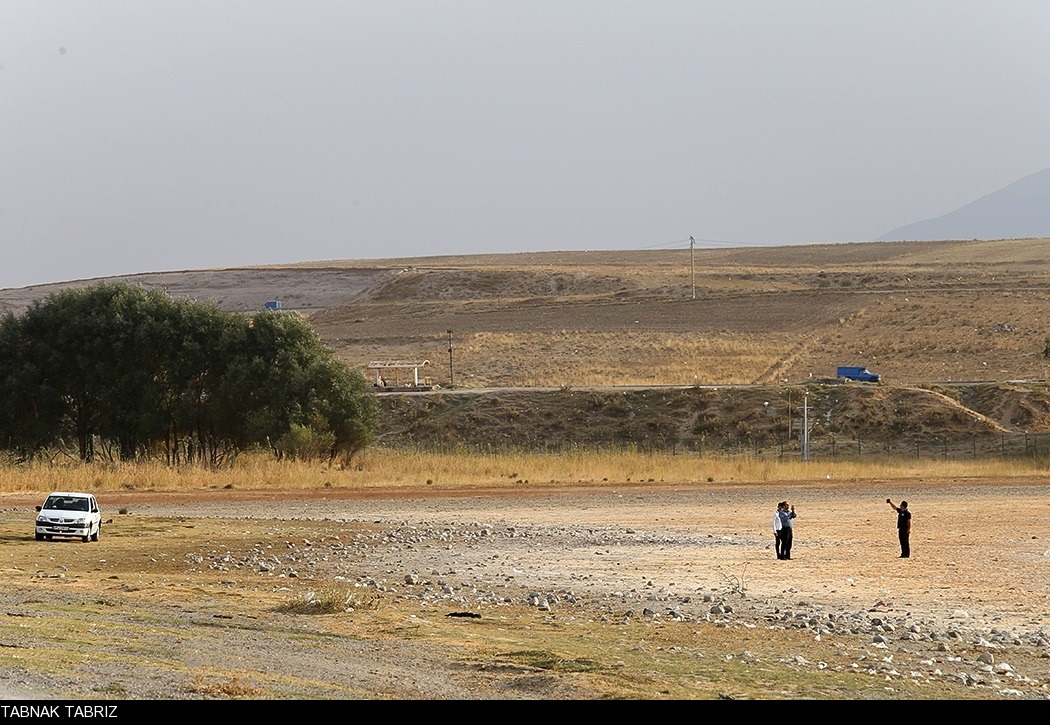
top-left (376, 431), bottom-right (1050, 462)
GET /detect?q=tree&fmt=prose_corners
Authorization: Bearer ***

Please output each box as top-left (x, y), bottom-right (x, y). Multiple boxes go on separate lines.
top-left (0, 282), bottom-right (378, 464)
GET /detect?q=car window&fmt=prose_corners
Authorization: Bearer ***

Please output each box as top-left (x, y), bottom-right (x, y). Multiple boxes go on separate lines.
top-left (71, 498), bottom-right (89, 512)
top-left (44, 496), bottom-right (63, 510)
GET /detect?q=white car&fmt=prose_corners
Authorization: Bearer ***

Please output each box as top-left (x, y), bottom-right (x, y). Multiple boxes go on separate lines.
top-left (35, 492), bottom-right (102, 542)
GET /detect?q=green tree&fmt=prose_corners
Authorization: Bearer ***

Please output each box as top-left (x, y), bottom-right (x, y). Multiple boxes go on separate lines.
top-left (0, 282), bottom-right (377, 464)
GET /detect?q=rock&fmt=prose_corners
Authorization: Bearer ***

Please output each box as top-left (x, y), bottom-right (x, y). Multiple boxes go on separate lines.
top-left (977, 652), bottom-right (994, 664)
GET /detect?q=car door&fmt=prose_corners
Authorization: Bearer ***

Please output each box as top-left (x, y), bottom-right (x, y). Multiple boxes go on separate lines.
top-left (89, 496), bottom-right (100, 533)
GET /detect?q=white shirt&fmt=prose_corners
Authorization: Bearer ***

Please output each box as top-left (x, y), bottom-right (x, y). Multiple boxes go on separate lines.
top-left (773, 510), bottom-right (782, 532)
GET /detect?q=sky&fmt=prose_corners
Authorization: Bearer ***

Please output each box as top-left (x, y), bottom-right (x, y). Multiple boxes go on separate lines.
top-left (2, 1), bottom-right (1050, 290)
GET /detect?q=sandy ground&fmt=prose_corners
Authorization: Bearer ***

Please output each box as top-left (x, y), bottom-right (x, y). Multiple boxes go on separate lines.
top-left (116, 479), bottom-right (1050, 634)
top-left (123, 479), bottom-right (1050, 688)
top-left (2, 478), bottom-right (1048, 700)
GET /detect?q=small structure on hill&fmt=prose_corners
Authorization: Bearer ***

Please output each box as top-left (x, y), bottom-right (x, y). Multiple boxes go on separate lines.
top-left (367, 360), bottom-right (433, 391)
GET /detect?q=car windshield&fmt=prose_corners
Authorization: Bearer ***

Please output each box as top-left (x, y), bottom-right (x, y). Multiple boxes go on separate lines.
top-left (44, 496), bottom-right (89, 512)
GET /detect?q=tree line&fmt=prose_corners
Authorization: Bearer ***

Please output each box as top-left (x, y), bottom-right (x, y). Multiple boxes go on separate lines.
top-left (0, 282), bottom-right (378, 465)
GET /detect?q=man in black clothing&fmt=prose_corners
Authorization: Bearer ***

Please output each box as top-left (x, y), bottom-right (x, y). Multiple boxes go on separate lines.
top-left (887, 499), bottom-right (911, 557)
top-left (778, 502), bottom-right (796, 559)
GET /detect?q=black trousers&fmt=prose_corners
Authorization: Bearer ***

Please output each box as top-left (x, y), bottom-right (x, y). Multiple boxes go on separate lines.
top-left (780, 527), bottom-right (793, 559)
top-left (898, 528), bottom-right (910, 557)
top-left (774, 531), bottom-right (782, 558)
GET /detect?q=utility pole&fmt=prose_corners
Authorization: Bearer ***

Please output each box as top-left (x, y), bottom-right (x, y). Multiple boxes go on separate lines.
top-left (446, 329), bottom-right (454, 387)
top-left (802, 391), bottom-right (810, 461)
top-left (690, 236), bottom-right (696, 300)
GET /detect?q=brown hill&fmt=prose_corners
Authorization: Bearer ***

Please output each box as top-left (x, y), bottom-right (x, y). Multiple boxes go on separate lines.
top-left (2, 238), bottom-right (1049, 450)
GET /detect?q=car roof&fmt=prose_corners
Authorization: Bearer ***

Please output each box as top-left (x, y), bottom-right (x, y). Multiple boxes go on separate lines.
top-left (45, 492), bottom-right (95, 498)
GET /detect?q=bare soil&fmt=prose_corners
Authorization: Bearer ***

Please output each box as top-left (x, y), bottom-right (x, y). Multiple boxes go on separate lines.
top-left (0, 478), bottom-right (1047, 700)
top-left (3, 239), bottom-right (1049, 391)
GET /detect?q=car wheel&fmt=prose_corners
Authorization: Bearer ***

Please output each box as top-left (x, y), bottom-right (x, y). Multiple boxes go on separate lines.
top-left (35, 532), bottom-right (43, 541)
top-left (91, 524), bottom-right (100, 542)
top-left (82, 534), bottom-right (89, 542)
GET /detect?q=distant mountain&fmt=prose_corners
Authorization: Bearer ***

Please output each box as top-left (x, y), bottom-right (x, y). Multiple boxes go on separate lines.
top-left (879, 166), bottom-right (1050, 241)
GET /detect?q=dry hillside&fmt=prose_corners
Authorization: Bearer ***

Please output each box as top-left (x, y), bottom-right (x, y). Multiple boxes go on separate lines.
top-left (2, 238), bottom-right (1049, 450)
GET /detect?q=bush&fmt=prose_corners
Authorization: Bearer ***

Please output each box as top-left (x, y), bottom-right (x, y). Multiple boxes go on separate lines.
top-left (276, 585), bottom-right (378, 614)
top-left (275, 424), bottom-right (336, 462)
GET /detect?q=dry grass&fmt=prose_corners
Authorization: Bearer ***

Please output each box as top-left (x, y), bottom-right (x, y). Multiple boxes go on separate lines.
top-left (464, 331), bottom-right (797, 387)
top-left (6, 239), bottom-right (1050, 389)
top-left (183, 677), bottom-right (268, 698)
top-left (275, 585), bottom-right (380, 615)
top-left (306, 239), bottom-right (1050, 388)
top-left (1, 449), bottom-right (1048, 497)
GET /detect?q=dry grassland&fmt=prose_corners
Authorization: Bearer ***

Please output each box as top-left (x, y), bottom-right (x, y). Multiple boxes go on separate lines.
top-left (300, 238), bottom-right (1050, 389)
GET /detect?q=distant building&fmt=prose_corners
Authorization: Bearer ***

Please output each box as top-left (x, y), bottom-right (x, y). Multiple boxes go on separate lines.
top-left (264, 300), bottom-right (282, 310)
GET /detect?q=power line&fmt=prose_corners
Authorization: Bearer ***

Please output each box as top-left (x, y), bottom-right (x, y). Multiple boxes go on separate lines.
top-left (634, 235), bottom-right (777, 251)
top-left (636, 237), bottom-right (693, 250)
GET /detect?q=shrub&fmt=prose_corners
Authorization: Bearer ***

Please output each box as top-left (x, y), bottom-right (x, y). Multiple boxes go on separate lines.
top-left (277, 585), bottom-right (379, 614)
top-left (275, 424), bottom-right (336, 462)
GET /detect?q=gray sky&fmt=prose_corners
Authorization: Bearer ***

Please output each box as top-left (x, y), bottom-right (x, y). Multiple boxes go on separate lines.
top-left (2, 1), bottom-right (1049, 290)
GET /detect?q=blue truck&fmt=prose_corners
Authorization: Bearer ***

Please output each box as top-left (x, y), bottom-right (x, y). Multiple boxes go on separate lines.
top-left (837, 366), bottom-right (880, 383)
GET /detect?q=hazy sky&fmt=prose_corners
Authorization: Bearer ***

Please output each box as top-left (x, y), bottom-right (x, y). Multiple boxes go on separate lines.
top-left (3, 1), bottom-right (1050, 290)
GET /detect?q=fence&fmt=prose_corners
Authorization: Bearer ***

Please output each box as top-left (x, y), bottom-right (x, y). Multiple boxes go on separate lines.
top-left (375, 431), bottom-right (1050, 462)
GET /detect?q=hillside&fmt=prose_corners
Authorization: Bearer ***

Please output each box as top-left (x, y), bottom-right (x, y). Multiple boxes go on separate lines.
top-left (2, 238), bottom-right (1049, 449)
top-left (880, 167), bottom-right (1050, 241)
top-left (372, 381), bottom-right (1050, 457)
